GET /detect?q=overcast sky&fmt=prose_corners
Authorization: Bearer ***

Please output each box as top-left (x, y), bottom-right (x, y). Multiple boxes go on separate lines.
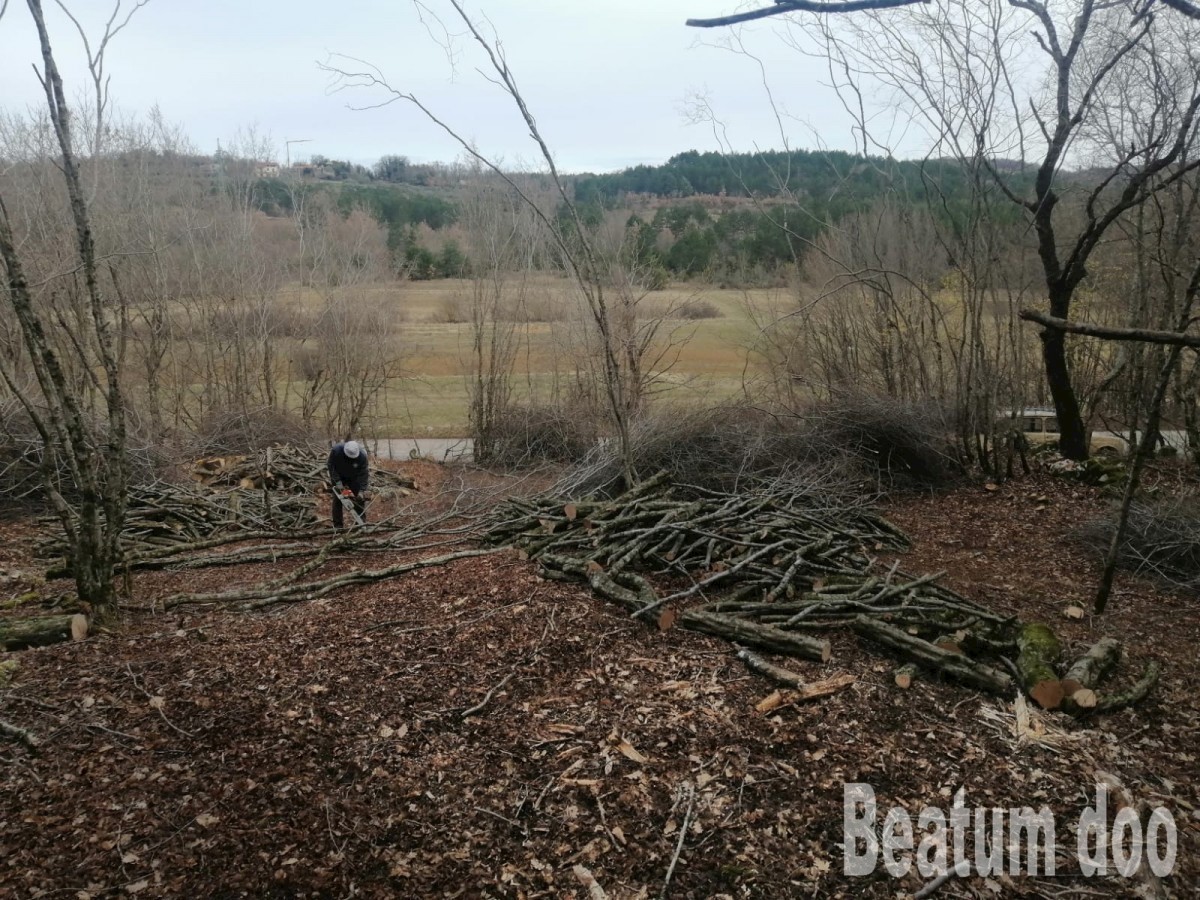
top-left (0, 1), bottom-right (874, 173)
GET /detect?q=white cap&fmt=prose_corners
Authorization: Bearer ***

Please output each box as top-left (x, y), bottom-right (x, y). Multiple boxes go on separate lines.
top-left (344, 440), bottom-right (361, 459)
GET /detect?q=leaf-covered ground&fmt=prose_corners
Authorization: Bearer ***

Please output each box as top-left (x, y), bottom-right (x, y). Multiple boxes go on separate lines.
top-left (1, 467), bottom-right (1197, 898)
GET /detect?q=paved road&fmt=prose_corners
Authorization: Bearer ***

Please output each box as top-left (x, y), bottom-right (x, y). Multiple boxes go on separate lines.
top-left (373, 437), bottom-right (474, 462)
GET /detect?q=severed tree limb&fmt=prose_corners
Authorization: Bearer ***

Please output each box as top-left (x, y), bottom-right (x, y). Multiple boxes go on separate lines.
top-left (685, 610), bottom-right (832, 661)
top-left (1015, 623), bottom-right (1064, 710)
top-left (660, 782), bottom-right (695, 900)
top-left (1019, 309), bottom-right (1200, 348)
top-left (851, 617), bottom-right (1013, 694)
top-left (572, 865), bottom-right (608, 900)
top-left (737, 647), bottom-right (808, 687)
top-left (686, 0), bottom-right (928, 28)
top-left (163, 547), bottom-right (506, 609)
top-left (1061, 637), bottom-right (1121, 714)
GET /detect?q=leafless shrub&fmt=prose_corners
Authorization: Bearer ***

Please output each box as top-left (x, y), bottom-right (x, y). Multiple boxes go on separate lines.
top-left (481, 403), bottom-right (601, 468)
top-left (805, 394), bottom-right (964, 491)
top-left (432, 297), bottom-right (470, 324)
top-left (189, 405), bottom-right (318, 457)
top-left (553, 396), bottom-right (962, 497)
top-left (1073, 497), bottom-right (1200, 590)
top-left (675, 300), bottom-right (723, 320)
top-left (0, 400), bottom-right (171, 507)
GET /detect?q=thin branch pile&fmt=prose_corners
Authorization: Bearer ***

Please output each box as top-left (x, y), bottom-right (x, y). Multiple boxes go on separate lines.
top-left (483, 474), bottom-right (1159, 714)
top-left (40, 447), bottom-right (417, 574)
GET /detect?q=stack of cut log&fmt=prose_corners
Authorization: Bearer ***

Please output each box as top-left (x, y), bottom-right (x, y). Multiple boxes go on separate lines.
top-left (190, 444), bottom-right (416, 495)
top-left (484, 473), bottom-right (1158, 715)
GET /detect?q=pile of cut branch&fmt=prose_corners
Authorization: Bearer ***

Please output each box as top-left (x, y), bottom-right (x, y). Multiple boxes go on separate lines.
top-left (40, 448), bottom-right (421, 576)
top-left (189, 444), bottom-right (415, 495)
top-left (484, 474), bottom-right (1158, 714)
top-left (37, 482), bottom-right (323, 569)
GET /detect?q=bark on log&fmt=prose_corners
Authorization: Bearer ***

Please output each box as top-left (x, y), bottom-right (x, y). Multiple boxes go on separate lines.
top-left (1061, 637), bottom-right (1122, 695)
top-left (737, 648), bottom-right (808, 687)
top-left (1016, 623), bottom-right (1064, 710)
top-left (1093, 660), bottom-right (1161, 714)
top-left (851, 616), bottom-right (1013, 695)
top-left (683, 610), bottom-right (832, 662)
top-left (0, 614), bottom-right (76, 651)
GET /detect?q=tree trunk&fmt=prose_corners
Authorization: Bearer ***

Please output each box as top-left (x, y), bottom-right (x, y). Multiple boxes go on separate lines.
top-left (1040, 327), bottom-right (1088, 460)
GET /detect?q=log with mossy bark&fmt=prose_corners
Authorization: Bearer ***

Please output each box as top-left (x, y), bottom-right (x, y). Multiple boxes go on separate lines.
top-left (1016, 623), bottom-right (1064, 709)
top-left (0, 614), bottom-right (85, 651)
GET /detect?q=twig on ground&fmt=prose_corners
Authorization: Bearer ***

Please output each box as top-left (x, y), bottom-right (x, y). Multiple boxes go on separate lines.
top-left (660, 782), bottom-right (696, 899)
top-left (914, 859), bottom-right (971, 899)
top-left (461, 672), bottom-right (514, 719)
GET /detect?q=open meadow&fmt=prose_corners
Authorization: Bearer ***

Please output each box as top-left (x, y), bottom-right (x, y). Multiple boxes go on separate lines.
top-left (281, 277), bottom-right (788, 436)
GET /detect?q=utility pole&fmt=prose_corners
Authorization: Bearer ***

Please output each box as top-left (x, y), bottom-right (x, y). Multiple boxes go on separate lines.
top-left (285, 138), bottom-right (312, 169)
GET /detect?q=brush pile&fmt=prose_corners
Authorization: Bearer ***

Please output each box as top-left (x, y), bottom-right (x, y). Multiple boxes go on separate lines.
top-left (40, 446), bottom-right (416, 569)
top-left (190, 444), bottom-right (416, 495)
top-left (484, 473), bottom-right (1159, 713)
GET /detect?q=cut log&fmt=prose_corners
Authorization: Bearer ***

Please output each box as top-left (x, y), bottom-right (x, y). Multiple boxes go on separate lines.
top-left (737, 648), bottom-right (806, 687)
top-left (1061, 637), bottom-right (1122, 695)
top-left (894, 663), bottom-right (918, 689)
top-left (683, 610), bottom-right (832, 662)
top-left (851, 616), bottom-right (1013, 695)
top-left (1016, 623), bottom-right (1064, 710)
top-left (0, 615), bottom-right (76, 651)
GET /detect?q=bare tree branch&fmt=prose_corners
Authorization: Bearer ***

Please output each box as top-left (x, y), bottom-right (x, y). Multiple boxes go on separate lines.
top-left (1020, 309), bottom-right (1200, 348)
top-left (687, 0), bottom-right (929, 28)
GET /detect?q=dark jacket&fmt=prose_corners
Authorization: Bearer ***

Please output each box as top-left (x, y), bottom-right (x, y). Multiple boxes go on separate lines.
top-left (328, 443), bottom-right (369, 493)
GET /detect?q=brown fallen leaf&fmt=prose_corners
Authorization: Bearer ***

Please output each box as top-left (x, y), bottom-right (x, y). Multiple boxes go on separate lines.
top-left (1064, 605), bottom-right (1086, 620)
top-left (70, 614), bottom-right (89, 641)
top-left (616, 739), bottom-right (647, 764)
top-left (563, 503), bottom-right (578, 521)
top-left (657, 607), bottom-right (678, 631)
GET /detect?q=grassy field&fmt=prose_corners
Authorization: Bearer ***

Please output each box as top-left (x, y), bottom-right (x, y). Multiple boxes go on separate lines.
top-left (329, 277), bottom-right (789, 434)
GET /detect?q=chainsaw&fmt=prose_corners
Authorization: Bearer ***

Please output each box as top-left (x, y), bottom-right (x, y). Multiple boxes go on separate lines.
top-left (334, 484), bottom-right (365, 528)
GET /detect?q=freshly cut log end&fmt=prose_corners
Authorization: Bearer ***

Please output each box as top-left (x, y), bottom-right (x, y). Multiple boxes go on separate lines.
top-left (894, 664), bottom-right (918, 689)
top-left (1029, 679), bottom-right (1065, 711)
top-left (1070, 688), bottom-right (1097, 709)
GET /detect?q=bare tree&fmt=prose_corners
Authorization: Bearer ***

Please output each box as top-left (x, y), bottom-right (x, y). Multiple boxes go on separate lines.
top-left (759, 0), bottom-right (1200, 459)
top-left (0, 0), bottom-right (147, 620)
top-left (321, 1), bottom-right (640, 484)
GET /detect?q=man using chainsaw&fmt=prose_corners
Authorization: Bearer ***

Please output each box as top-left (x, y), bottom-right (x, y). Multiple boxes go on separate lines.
top-left (327, 439), bottom-right (369, 530)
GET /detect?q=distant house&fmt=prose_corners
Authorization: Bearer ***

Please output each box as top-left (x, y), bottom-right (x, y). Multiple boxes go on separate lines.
top-left (255, 162), bottom-right (281, 178)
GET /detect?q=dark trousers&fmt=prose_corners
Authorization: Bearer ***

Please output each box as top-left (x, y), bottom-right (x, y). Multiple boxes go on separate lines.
top-left (331, 493), bottom-right (367, 529)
